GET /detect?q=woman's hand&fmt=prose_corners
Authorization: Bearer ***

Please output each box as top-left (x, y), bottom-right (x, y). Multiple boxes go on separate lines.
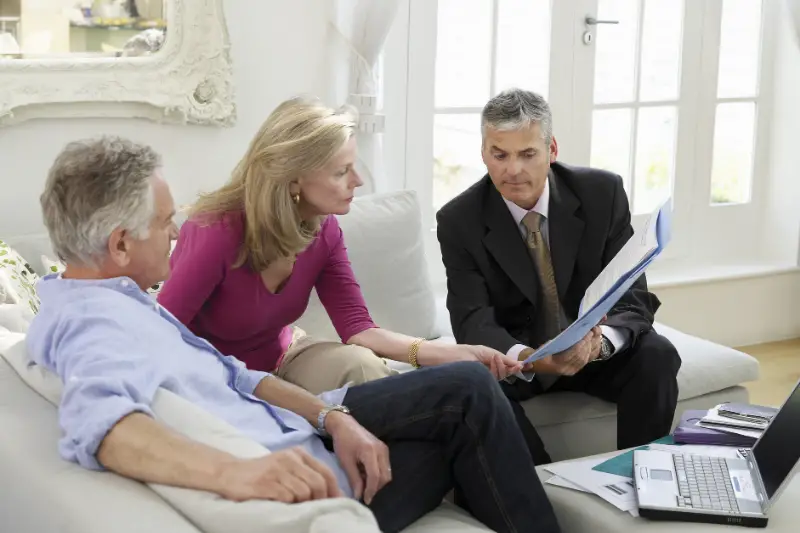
top-left (420, 343), bottom-right (522, 380)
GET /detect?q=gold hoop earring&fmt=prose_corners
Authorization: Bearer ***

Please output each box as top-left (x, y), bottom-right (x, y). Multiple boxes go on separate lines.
top-left (292, 193), bottom-right (300, 205)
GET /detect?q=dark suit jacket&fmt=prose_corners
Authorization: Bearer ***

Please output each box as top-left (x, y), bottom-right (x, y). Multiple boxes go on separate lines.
top-left (435, 162), bottom-right (661, 355)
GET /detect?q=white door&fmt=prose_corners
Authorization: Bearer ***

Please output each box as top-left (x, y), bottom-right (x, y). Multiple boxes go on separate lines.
top-left (567, 0), bottom-right (769, 261)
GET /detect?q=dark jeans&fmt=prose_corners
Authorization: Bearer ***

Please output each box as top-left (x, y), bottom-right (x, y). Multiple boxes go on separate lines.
top-left (343, 361), bottom-right (561, 533)
top-left (503, 330), bottom-right (682, 465)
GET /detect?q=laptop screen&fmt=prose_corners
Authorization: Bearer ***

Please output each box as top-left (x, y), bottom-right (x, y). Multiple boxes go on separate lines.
top-left (752, 381), bottom-right (800, 500)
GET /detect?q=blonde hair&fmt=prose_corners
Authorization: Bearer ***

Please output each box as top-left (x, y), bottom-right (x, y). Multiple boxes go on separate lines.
top-left (189, 96), bottom-right (357, 270)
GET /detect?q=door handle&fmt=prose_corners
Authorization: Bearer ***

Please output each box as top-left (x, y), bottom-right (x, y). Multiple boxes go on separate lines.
top-left (585, 16), bottom-right (619, 25)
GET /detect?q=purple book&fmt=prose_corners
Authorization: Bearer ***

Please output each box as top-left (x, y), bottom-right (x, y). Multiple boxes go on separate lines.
top-left (673, 410), bottom-right (756, 446)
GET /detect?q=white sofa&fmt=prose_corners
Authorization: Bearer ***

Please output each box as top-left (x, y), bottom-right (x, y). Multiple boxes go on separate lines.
top-left (0, 190), bottom-right (760, 532)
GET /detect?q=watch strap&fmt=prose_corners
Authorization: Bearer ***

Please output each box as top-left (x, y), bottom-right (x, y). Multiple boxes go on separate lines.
top-left (317, 404), bottom-right (350, 437)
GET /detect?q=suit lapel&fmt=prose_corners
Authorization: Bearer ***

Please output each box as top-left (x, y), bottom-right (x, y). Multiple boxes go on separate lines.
top-left (482, 179), bottom-right (539, 305)
top-left (547, 170), bottom-right (584, 300)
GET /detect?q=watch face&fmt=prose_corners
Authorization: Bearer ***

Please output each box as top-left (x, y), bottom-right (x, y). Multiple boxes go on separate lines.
top-left (601, 338), bottom-right (612, 358)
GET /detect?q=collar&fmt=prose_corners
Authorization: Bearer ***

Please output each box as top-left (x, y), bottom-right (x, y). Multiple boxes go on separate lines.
top-left (501, 177), bottom-right (550, 227)
top-left (38, 273), bottom-right (155, 306)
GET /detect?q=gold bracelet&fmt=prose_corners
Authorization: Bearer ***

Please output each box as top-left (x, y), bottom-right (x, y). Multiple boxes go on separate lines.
top-left (408, 338), bottom-right (425, 369)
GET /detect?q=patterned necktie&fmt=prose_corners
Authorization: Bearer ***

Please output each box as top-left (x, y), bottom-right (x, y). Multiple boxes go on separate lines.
top-left (522, 211), bottom-right (562, 339)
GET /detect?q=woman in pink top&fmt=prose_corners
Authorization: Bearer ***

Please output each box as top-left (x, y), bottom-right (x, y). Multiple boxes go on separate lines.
top-left (158, 96), bottom-right (521, 394)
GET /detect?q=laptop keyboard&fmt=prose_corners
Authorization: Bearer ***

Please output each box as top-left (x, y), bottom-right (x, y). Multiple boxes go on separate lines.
top-left (673, 454), bottom-right (741, 513)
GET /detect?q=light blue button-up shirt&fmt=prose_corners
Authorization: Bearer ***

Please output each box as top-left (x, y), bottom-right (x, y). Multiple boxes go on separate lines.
top-left (26, 274), bottom-right (353, 497)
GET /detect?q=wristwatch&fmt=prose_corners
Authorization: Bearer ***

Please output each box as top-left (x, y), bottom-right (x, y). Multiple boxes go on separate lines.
top-left (316, 404), bottom-right (351, 437)
top-left (595, 335), bottom-right (614, 362)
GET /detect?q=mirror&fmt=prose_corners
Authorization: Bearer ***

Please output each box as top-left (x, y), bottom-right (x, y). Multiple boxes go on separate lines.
top-left (0, 0), bottom-right (234, 127)
top-left (0, 1), bottom-right (167, 59)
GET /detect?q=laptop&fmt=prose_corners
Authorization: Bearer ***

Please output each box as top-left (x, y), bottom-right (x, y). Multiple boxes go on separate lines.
top-left (634, 380), bottom-right (800, 527)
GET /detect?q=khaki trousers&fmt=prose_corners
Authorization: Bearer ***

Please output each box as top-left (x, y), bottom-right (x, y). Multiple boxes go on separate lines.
top-left (275, 327), bottom-right (399, 395)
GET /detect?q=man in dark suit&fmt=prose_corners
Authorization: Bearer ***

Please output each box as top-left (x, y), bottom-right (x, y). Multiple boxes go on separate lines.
top-left (436, 88), bottom-right (681, 464)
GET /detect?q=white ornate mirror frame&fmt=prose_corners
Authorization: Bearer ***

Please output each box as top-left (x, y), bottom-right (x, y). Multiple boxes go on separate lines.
top-left (0, 0), bottom-right (235, 127)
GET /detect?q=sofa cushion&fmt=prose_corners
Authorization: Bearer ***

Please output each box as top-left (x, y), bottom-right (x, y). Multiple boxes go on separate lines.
top-left (296, 191), bottom-right (438, 341)
top-left (0, 340), bottom-right (203, 533)
top-left (2, 233), bottom-right (56, 276)
top-left (0, 240), bottom-right (40, 314)
top-left (0, 332), bottom-right (381, 533)
top-left (651, 323), bottom-right (759, 401)
top-left (0, 303), bottom-right (34, 333)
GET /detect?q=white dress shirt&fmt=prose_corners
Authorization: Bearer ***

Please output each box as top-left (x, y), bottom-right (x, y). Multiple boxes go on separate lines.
top-left (501, 179), bottom-right (628, 362)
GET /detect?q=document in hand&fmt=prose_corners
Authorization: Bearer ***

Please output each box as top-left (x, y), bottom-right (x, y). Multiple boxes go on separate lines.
top-left (521, 198), bottom-right (672, 365)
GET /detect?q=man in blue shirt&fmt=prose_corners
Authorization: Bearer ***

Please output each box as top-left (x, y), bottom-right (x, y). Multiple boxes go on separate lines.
top-left (28, 136), bottom-right (561, 533)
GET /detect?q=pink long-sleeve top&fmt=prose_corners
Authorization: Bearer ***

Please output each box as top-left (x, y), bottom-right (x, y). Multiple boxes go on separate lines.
top-left (157, 213), bottom-right (378, 372)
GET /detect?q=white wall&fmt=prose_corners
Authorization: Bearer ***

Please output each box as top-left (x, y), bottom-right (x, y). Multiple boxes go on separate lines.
top-left (0, 0), bottom-right (330, 240)
top-left (652, 271), bottom-right (800, 348)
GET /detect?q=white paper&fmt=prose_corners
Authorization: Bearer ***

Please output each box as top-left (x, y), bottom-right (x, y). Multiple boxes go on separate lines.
top-left (545, 474), bottom-right (591, 493)
top-left (701, 406), bottom-right (768, 430)
top-left (697, 423), bottom-right (763, 439)
top-left (579, 198), bottom-right (666, 315)
top-left (545, 469), bottom-right (639, 517)
top-left (545, 457), bottom-right (638, 513)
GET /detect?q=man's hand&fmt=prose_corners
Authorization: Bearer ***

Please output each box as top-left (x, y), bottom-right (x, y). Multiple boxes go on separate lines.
top-left (216, 448), bottom-right (343, 503)
top-left (523, 327), bottom-right (602, 376)
top-left (325, 411), bottom-right (391, 505)
top-left (588, 328), bottom-right (603, 360)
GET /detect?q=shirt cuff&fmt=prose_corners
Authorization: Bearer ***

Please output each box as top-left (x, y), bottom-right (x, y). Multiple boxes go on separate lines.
top-left (505, 344), bottom-right (536, 383)
top-left (506, 343), bottom-right (530, 361)
top-left (599, 325), bottom-right (629, 355)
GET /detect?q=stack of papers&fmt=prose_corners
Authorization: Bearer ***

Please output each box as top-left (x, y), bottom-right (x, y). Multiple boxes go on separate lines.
top-left (672, 403), bottom-right (777, 445)
top-left (521, 198), bottom-right (672, 365)
top-left (544, 455), bottom-right (640, 516)
top-left (696, 404), bottom-right (776, 440)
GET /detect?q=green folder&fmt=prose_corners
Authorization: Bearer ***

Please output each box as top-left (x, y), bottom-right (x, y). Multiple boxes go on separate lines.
top-left (591, 436), bottom-right (676, 478)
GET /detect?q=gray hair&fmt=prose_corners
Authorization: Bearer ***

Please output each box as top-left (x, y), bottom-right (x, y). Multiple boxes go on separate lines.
top-left (40, 136), bottom-right (160, 267)
top-left (481, 88), bottom-right (553, 144)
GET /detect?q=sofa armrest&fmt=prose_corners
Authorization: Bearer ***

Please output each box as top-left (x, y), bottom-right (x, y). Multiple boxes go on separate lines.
top-left (0, 358), bottom-right (201, 533)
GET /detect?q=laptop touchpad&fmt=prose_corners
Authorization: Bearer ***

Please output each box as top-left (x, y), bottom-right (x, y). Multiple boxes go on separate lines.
top-left (649, 469), bottom-right (674, 481)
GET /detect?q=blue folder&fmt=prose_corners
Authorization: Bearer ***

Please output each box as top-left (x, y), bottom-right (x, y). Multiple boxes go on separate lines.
top-left (521, 200), bottom-right (672, 365)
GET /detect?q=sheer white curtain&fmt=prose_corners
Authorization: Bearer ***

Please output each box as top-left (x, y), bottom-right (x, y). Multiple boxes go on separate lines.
top-left (789, 0), bottom-right (800, 46)
top-left (327, 0), bottom-right (402, 193)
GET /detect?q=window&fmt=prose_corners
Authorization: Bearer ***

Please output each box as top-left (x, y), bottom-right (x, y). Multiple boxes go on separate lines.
top-left (432, 0), bottom-right (552, 212)
top-left (589, 0), bottom-right (684, 215)
top-left (394, 0), bottom-right (773, 270)
top-left (709, 0), bottom-right (763, 205)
